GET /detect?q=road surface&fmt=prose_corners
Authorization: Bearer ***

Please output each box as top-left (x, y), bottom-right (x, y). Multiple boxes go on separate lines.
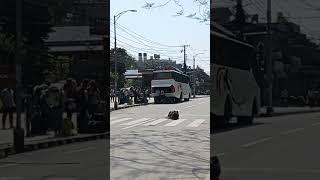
top-left (111, 97), bottom-right (210, 179)
top-left (214, 112), bottom-right (320, 180)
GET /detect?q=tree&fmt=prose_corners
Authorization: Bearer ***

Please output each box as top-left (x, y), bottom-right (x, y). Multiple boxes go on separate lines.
top-left (110, 48), bottom-right (137, 88)
top-left (0, 0), bottom-right (54, 86)
top-left (194, 66), bottom-right (210, 94)
top-left (142, 0), bottom-right (210, 23)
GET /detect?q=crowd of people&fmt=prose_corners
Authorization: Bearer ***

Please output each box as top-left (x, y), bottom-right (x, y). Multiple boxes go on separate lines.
top-left (110, 86), bottom-right (151, 105)
top-left (0, 78), bottom-right (104, 137)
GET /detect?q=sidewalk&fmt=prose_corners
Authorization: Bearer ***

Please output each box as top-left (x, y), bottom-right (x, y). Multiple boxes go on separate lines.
top-left (259, 106), bottom-right (320, 117)
top-left (0, 112), bottom-right (108, 159)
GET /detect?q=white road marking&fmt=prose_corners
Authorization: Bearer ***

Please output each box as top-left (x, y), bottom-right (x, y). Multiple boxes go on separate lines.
top-left (64, 147), bottom-right (96, 154)
top-left (144, 118), bottom-right (168, 126)
top-left (187, 119), bottom-right (206, 127)
top-left (216, 152), bottom-right (225, 157)
top-left (110, 118), bottom-right (133, 125)
top-left (280, 128), bottom-right (305, 135)
top-left (120, 118), bottom-right (150, 126)
top-left (110, 116), bottom-right (120, 120)
top-left (223, 168), bottom-right (320, 173)
top-left (241, 137), bottom-right (273, 148)
top-left (311, 122), bottom-right (320, 126)
top-left (45, 178), bottom-right (77, 180)
top-left (122, 119), bottom-right (155, 129)
top-left (0, 164), bottom-right (19, 168)
top-left (164, 119), bottom-right (187, 127)
top-left (183, 105), bottom-right (196, 109)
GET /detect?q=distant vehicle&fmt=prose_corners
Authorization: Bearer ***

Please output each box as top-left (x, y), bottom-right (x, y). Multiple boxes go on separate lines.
top-left (211, 30), bottom-right (261, 127)
top-left (151, 70), bottom-right (191, 103)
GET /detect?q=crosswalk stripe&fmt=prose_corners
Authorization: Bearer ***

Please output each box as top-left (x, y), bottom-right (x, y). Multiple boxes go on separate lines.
top-left (122, 119), bottom-right (155, 130)
top-left (110, 118), bottom-right (133, 125)
top-left (164, 119), bottom-right (187, 127)
top-left (144, 118), bottom-right (168, 126)
top-left (120, 118), bottom-right (150, 126)
top-left (187, 119), bottom-right (206, 127)
top-left (110, 116), bottom-right (119, 120)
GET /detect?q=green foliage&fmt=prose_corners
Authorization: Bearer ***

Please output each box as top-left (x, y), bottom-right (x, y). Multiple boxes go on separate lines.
top-left (110, 48), bottom-right (137, 88)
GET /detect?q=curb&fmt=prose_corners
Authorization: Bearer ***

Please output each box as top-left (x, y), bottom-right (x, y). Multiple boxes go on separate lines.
top-left (0, 132), bottom-right (109, 159)
top-left (258, 109), bottom-right (320, 118)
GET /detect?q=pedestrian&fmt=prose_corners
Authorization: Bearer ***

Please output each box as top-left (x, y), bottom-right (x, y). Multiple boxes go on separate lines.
top-left (1, 88), bottom-right (15, 129)
top-left (45, 85), bottom-right (64, 137)
top-left (87, 80), bottom-right (101, 118)
top-left (110, 88), bottom-right (115, 103)
top-left (77, 79), bottom-right (89, 131)
top-left (64, 78), bottom-right (77, 121)
top-left (24, 86), bottom-right (33, 137)
top-left (280, 89), bottom-right (288, 106)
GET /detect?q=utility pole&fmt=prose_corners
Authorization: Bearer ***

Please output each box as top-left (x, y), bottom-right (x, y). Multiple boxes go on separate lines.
top-left (113, 10), bottom-right (137, 110)
top-left (182, 45), bottom-right (190, 74)
top-left (14, 0), bottom-right (24, 153)
top-left (113, 15), bottom-right (118, 110)
top-left (193, 57), bottom-right (196, 98)
top-left (235, 0), bottom-right (245, 39)
top-left (266, 0), bottom-right (274, 114)
top-left (183, 45), bottom-right (187, 74)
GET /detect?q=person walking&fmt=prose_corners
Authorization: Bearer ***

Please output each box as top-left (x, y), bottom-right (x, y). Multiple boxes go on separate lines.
top-left (110, 88), bottom-right (115, 103)
top-left (45, 85), bottom-right (65, 137)
top-left (64, 78), bottom-right (77, 121)
top-left (1, 88), bottom-right (15, 129)
top-left (77, 79), bottom-right (89, 132)
top-left (87, 80), bottom-right (101, 118)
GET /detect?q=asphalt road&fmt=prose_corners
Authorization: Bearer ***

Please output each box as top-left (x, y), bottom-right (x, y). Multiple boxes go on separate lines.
top-left (214, 112), bottom-right (320, 180)
top-left (110, 97), bottom-right (210, 180)
top-left (0, 139), bottom-right (108, 180)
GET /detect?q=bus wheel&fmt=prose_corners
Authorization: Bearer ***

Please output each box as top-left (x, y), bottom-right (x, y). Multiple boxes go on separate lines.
top-left (213, 115), bottom-right (227, 128)
top-left (154, 97), bottom-right (160, 104)
top-left (184, 94), bottom-right (190, 101)
top-left (237, 102), bottom-right (255, 125)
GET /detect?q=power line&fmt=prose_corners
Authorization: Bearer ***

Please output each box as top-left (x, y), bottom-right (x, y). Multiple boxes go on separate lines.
top-left (110, 18), bottom-right (183, 48)
top-left (112, 37), bottom-right (183, 60)
top-left (110, 29), bottom-right (182, 54)
top-left (110, 23), bottom-right (182, 51)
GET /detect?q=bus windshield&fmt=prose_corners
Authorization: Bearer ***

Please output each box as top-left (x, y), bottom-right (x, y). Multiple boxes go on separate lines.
top-left (212, 32), bottom-right (256, 71)
top-left (153, 72), bottom-right (172, 80)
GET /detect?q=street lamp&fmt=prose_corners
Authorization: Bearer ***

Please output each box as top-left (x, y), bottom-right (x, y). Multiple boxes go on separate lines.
top-left (193, 53), bottom-right (204, 98)
top-left (113, 9), bottom-right (137, 110)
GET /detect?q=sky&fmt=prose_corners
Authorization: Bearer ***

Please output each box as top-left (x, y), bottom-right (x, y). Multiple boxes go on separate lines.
top-left (110, 0), bottom-right (210, 74)
top-left (213, 0), bottom-right (320, 44)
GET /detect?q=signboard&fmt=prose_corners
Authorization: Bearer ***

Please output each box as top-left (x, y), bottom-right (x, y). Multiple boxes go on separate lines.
top-left (90, 17), bottom-right (109, 35)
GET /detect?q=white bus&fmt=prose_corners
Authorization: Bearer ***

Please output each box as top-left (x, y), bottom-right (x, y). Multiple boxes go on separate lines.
top-left (151, 70), bottom-right (191, 103)
top-left (211, 30), bottom-right (261, 127)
